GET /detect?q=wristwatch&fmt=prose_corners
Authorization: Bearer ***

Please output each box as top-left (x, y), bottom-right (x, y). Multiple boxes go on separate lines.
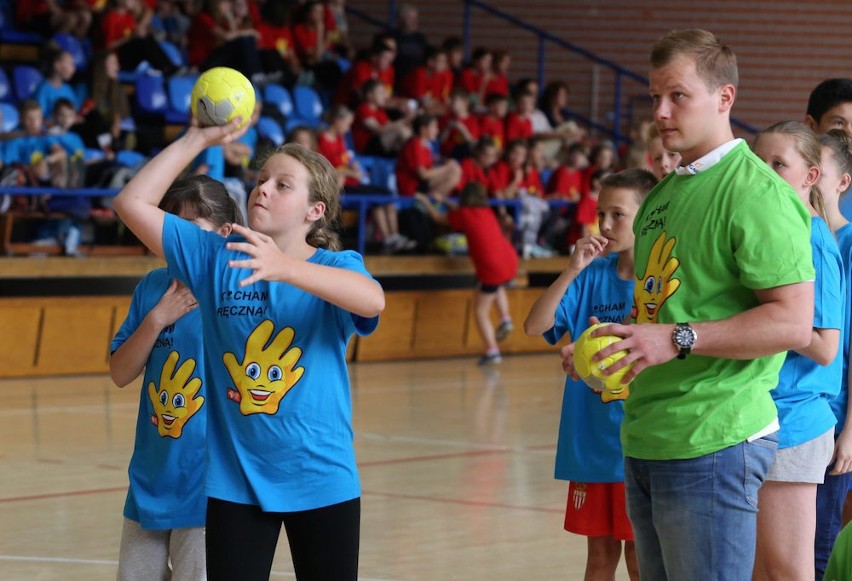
top-left (672, 323), bottom-right (697, 360)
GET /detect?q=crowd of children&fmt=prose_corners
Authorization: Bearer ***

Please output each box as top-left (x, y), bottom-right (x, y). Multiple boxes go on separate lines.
top-left (2, 0), bottom-right (669, 259)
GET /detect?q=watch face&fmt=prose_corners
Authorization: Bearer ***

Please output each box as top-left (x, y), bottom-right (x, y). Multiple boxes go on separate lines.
top-left (675, 325), bottom-right (696, 348)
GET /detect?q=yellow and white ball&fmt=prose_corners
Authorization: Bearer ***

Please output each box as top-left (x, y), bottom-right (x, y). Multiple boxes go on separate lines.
top-left (190, 67), bottom-right (255, 129)
top-left (573, 323), bottom-right (633, 396)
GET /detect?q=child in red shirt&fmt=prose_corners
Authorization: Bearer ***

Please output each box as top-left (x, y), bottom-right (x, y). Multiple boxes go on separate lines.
top-left (484, 50), bottom-right (511, 98)
top-left (102, 0), bottom-right (177, 75)
top-left (255, 0), bottom-right (301, 86)
top-left (292, 0), bottom-right (335, 68)
top-left (416, 182), bottom-right (518, 365)
top-left (505, 90), bottom-right (535, 143)
top-left (458, 137), bottom-right (499, 191)
top-left (396, 113), bottom-right (461, 199)
top-left (317, 105), bottom-right (364, 189)
top-left (318, 105), bottom-right (413, 252)
top-left (439, 89), bottom-right (481, 160)
top-left (401, 46), bottom-right (453, 115)
top-left (547, 142), bottom-right (589, 203)
top-left (458, 47), bottom-right (493, 108)
top-left (351, 79), bottom-right (412, 156)
top-left (336, 38), bottom-right (396, 107)
top-left (478, 93), bottom-right (509, 152)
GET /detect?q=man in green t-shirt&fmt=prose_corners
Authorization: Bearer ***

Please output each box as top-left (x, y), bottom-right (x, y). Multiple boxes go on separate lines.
top-left (562, 29), bottom-right (815, 580)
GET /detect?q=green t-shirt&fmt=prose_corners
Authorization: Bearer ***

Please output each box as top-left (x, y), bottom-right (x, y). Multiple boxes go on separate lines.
top-left (624, 141), bottom-right (815, 460)
top-left (826, 521), bottom-right (852, 581)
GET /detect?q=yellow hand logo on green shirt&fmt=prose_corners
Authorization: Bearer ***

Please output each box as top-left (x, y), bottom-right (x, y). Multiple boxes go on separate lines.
top-left (148, 351), bottom-right (204, 438)
top-left (223, 320), bottom-right (305, 416)
top-left (633, 231), bottom-right (681, 324)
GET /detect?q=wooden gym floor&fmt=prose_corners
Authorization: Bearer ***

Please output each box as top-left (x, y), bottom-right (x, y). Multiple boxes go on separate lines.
top-left (0, 353), bottom-right (633, 580)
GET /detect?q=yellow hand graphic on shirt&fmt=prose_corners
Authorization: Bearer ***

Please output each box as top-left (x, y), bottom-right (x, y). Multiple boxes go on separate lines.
top-left (147, 351), bottom-right (204, 438)
top-left (633, 231), bottom-right (681, 324)
top-left (223, 320), bottom-right (305, 416)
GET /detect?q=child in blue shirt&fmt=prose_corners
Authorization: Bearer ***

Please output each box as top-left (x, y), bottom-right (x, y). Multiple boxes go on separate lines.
top-left (113, 118), bottom-right (385, 581)
top-left (525, 168), bottom-right (657, 581)
top-left (6, 100), bottom-right (67, 189)
top-left (110, 175), bottom-right (242, 580)
top-left (34, 44), bottom-right (79, 121)
top-left (815, 128), bottom-right (852, 579)
top-left (752, 121), bottom-right (845, 580)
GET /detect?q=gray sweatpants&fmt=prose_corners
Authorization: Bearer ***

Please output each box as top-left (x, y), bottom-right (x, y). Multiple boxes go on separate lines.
top-left (117, 518), bottom-right (206, 581)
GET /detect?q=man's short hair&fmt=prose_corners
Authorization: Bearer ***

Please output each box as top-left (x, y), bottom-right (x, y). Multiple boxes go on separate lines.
top-left (807, 79), bottom-right (852, 124)
top-left (651, 29), bottom-right (738, 90)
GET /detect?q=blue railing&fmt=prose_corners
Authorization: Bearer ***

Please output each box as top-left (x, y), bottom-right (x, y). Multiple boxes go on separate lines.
top-left (2, 187), bottom-right (574, 256)
top-left (348, 0), bottom-right (758, 142)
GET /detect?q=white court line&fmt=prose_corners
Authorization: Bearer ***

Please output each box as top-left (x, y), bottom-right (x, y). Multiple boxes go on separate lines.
top-left (0, 555), bottom-right (394, 580)
top-left (357, 431), bottom-right (554, 455)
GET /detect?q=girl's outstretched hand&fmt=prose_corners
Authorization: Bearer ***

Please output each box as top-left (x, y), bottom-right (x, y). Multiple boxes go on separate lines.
top-left (225, 223), bottom-right (288, 287)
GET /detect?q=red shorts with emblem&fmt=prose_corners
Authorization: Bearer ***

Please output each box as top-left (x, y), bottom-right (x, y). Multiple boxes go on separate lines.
top-left (563, 481), bottom-right (634, 541)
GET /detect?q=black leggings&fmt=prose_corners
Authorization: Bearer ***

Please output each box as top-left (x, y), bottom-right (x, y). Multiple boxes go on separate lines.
top-left (206, 497), bottom-right (360, 581)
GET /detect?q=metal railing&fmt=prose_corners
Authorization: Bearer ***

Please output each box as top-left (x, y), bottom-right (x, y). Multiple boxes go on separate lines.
top-left (2, 187), bottom-right (574, 256)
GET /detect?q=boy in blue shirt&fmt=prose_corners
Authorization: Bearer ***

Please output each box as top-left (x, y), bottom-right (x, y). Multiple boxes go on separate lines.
top-left (6, 99), bottom-right (67, 189)
top-left (525, 168), bottom-right (657, 581)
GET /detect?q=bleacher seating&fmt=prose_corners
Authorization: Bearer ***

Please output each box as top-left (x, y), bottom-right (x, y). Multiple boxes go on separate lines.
top-left (293, 85), bottom-right (324, 128)
top-left (166, 74), bottom-right (198, 124)
top-left (0, 101), bottom-right (17, 131)
top-left (257, 116), bottom-right (285, 147)
top-left (0, 67), bottom-right (10, 102)
top-left (263, 82), bottom-right (295, 119)
top-left (12, 64), bottom-right (42, 102)
top-left (52, 33), bottom-right (88, 72)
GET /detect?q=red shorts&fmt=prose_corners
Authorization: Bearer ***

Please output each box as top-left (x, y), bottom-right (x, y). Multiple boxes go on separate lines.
top-left (563, 481), bottom-right (634, 541)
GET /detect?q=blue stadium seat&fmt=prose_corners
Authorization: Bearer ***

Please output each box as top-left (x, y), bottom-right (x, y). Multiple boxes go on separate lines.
top-left (116, 150), bottom-right (147, 168)
top-left (166, 74), bottom-right (198, 123)
top-left (263, 83), bottom-right (294, 119)
top-left (0, 68), bottom-right (11, 102)
top-left (12, 65), bottom-right (43, 102)
top-left (257, 116), bottom-right (284, 147)
top-left (358, 155), bottom-right (398, 194)
top-left (293, 86), bottom-right (324, 127)
top-left (52, 33), bottom-right (88, 71)
top-left (0, 102), bottom-right (18, 132)
top-left (159, 39), bottom-right (185, 68)
top-left (135, 73), bottom-right (168, 116)
top-left (83, 148), bottom-right (106, 163)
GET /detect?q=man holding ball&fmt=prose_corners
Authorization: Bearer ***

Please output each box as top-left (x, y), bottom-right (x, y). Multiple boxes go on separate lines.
top-left (562, 29), bottom-right (815, 580)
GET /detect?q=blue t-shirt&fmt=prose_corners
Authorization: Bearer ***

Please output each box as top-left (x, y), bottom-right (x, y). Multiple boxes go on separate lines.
top-left (833, 223), bottom-right (852, 432)
top-left (111, 269), bottom-right (207, 530)
top-left (774, 217), bottom-right (843, 448)
top-left (239, 126), bottom-right (258, 155)
top-left (163, 213), bottom-right (380, 512)
top-left (53, 131), bottom-right (84, 160)
top-left (191, 145), bottom-right (225, 181)
top-left (5, 134), bottom-right (58, 166)
top-left (543, 253), bottom-right (633, 482)
top-left (34, 82), bottom-right (79, 118)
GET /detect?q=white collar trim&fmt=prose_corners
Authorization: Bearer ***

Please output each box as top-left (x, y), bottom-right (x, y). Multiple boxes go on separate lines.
top-left (674, 138), bottom-right (743, 175)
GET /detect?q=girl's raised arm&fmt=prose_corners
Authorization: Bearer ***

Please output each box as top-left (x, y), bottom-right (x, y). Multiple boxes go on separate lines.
top-left (113, 120), bottom-right (247, 257)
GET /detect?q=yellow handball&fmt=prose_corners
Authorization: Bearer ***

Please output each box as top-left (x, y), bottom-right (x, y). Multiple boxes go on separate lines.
top-left (190, 67), bottom-right (255, 129)
top-left (573, 323), bottom-right (633, 396)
